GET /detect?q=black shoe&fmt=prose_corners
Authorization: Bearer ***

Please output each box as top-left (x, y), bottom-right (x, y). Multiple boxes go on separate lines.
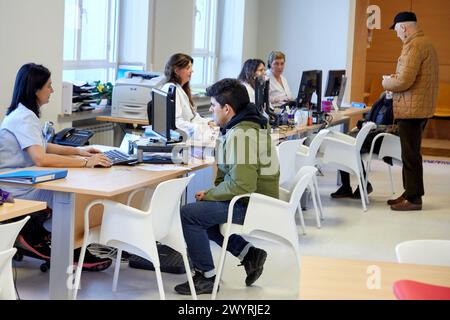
top-left (240, 247), bottom-right (267, 286)
top-left (352, 182), bottom-right (373, 199)
top-left (330, 185), bottom-right (353, 199)
top-left (74, 246), bottom-right (113, 272)
top-left (175, 272), bottom-right (215, 295)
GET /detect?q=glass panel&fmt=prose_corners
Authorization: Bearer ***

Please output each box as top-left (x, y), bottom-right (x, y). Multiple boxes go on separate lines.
top-left (63, 68), bottom-right (108, 83)
top-left (191, 56), bottom-right (206, 86)
top-left (194, 0), bottom-right (207, 50)
top-left (63, 0), bottom-right (79, 61)
top-left (80, 0), bottom-right (109, 60)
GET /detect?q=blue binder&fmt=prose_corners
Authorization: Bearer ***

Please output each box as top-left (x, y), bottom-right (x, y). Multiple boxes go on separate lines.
top-left (0, 169), bottom-right (68, 184)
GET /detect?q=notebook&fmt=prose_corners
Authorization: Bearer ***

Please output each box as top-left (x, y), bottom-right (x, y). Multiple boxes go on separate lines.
top-left (0, 169), bottom-right (68, 184)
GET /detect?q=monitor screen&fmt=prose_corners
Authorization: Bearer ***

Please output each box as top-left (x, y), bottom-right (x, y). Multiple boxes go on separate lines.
top-left (325, 70), bottom-right (346, 97)
top-left (150, 86), bottom-right (176, 140)
top-left (297, 70), bottom-right (322, 112)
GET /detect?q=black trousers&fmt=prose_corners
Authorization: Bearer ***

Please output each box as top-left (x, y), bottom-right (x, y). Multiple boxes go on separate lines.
top-left (397, 119), bottom-right (428, 203)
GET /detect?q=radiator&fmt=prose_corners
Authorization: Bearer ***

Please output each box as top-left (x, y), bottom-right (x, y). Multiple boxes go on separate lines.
top-left (77, 123), bottom-right (114, 146)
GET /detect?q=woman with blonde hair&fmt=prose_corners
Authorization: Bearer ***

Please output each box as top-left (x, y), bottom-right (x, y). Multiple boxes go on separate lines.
top-left (161, 53), bottom-right (211, 136)
top-left (266, 51), bottom-right (294, 107)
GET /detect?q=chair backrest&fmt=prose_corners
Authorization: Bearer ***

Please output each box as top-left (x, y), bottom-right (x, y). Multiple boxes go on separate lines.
top-left (355, 122), bottom-right (376, 152)
top-left (308, 129), bottom-right (329, 159)
top-left (396, 240), bottom-right (450, 267)
top-left (147, 175), bottom-right (194, 241)
top-left (277, 139), bottom-right (305, 185)
top-left (0, 216), bottom-right (30, 251)
top-left (378, 133), bottom-right (402, 162)
top-left (0, 248), bottom-right (17, 300)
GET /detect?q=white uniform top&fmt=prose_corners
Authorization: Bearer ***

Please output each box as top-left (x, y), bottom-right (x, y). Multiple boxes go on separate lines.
top-left (161, 82), bottom-right (209, 137)
top-left (266, 70), bottom-right (293, 107)
top-left (0, 103), bottom-right (53, 207)
top-left (241, 81), bottom-right (255, 103)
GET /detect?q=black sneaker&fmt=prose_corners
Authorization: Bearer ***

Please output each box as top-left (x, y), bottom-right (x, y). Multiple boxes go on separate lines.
top-left (74, 246), bottom-right (113, 272)
top-left (352, 182), bottom-right (373, 199)
top-left (174, 272), bottom-right (215, 295)
top-left (330, 185), bottom-right (353, 199)
top-left (240, 247), bottom-right (267, 286)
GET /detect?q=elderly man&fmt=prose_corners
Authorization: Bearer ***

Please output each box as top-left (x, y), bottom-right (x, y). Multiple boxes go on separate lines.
top-left (382, 12), bottom-right (439, 211)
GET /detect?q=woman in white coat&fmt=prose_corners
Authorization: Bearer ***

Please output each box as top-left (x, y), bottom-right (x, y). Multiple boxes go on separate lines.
top-left (238, 59), bottom-right (266, 103)
top-left (266, 51), bottom-right (294, 107)
top-left (161, 53), bottom-right (211, 137)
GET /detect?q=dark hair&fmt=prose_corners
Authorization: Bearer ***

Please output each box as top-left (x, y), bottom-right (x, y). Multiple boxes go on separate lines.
top-left (7, 63), bottom-right (51, 118)
top-left (206, 78), bottom-right (250, 114)
top-left (164, 53), bottom-right (194, 107)
top-left (238, 59), bottom-right (265, 89)
top-left (267, 51), bottom-right (286, 69)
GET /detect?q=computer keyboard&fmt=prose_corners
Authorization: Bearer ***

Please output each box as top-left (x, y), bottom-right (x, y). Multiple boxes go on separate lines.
top-left (103, 149), bottom-right (138, 165)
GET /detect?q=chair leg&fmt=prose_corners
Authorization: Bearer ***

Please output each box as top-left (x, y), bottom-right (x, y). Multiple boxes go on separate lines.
top-left (297, 206), bottom-right (306, 235)
top-left (182, 253), bottom-right (197, 300)
top-left (112, 249), bottom-right (122, 292)
top-left (388, 165), bottom-right (395, 194)
top-left (212, 234), bottom-right (230, 300)
top-left (309, 183), bottom-right (321, 229)
top-left (357, 175), bottom-right (368, 212)
top-left (314, 176), bottom-right (324, 221)
top-left (73, 241), bottom-right (89, 300)
top-left (154, 266), bottom-right (165, 300)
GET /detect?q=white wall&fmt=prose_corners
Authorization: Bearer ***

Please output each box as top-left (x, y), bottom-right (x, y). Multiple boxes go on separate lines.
top-left (257, 0), bottom-right (351, 98)
top-left (0, 0), bottom-right (64, 125)
top-left (242, 0), bottom-right (260, 61)
top-left (150, 0), bottom-right (195, 72)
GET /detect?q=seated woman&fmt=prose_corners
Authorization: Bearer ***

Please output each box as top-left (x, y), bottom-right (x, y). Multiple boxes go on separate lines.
top-left (161, 53), bottom-right (213, 138)
top-left (266, 51), bottom-right (294, 107)
top-left (0, 63), bottom-right (113, 270)
top-left (238, 59), bottom-right (266, 103)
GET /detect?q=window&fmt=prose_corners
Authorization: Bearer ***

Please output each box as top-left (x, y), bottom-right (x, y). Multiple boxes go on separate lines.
top-left (63, 0), bottom-right (119, 83)
top-left (191, 0), bottom-right (218, 87)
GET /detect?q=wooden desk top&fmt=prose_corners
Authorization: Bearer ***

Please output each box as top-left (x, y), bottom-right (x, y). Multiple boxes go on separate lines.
top-left (0, 199), bottom-right (47, 222)
top-left (96, 116), bottom-right (149, 126)
top-left (299, 256), bottom-right (450, 300)
top-left (0, 160), bottom-right (212, 197)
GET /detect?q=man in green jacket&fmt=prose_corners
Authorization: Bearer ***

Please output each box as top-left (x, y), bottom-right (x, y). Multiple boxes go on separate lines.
top-left (175, 79), bottom-right (280, 295)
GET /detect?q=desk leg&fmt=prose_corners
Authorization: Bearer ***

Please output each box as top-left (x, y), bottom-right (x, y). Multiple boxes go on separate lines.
top-left (49, 191), bottom-right (75, 300)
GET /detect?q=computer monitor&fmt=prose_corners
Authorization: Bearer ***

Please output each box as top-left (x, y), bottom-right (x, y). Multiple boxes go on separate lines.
top-left (116, 64), bottom-right (145, 80)
top-left (150, 86), bottom-right (176, 142)
top-left (297, 70), bottom-right (322, 113)
top-left (325, 70), bottom-right (346, 98)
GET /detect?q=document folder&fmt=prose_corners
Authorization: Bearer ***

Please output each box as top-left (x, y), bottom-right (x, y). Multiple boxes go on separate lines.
top-left (0, 169), bottom-right (68, 184)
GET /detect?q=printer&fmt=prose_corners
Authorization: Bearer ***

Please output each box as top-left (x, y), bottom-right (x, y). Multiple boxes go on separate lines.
top-left (111, 72), bottom-right (166, 119)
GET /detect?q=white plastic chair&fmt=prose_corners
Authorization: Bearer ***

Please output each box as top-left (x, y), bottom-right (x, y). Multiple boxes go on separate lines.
top-left (0, 216), bottom-right (30, 300)
top-left (296, 129), bottom-right (330, 168)
top-left (278, 140), bottom-right (324, 233)
top-left (320, 122), bottom-right (376, 212)
top-left (363, 133), bottom-right (402, 194)
top-left (0, 216), bottom-right (30, 251)
top-left (395, 240), bottom-right (450, 267)
top-left (0, 248), bottom-right (17, 300)
top-left (73, 175), bottom-right (197, 300)
top-left (211, 166), bottom-right (318, 299)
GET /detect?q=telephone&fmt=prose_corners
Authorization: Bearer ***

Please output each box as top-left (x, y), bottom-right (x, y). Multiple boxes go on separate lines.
top-left (50, 128), bottom-right (94, 147)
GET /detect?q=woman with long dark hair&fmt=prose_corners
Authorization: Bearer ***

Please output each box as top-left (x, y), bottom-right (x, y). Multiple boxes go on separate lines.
top-left (238, 59), bottom-right (266, 103)
top-left (0, 63), bottom-right (112, 270)
top-left (161, 53), bottom-right (212, 136)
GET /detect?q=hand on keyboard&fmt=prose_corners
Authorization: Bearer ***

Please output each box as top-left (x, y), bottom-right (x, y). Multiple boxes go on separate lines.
top-left (103, 150), bottom-right (137, 166)
top-left (86, 153), bottom-right (113, 168)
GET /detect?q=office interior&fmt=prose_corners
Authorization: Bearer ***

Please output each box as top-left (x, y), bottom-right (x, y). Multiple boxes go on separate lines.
top-left (0, 0), bottom-right (449, 301)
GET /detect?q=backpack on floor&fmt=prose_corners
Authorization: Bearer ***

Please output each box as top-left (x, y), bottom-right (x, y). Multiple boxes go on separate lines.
top-left (128, 243), bottom-right (190, 274)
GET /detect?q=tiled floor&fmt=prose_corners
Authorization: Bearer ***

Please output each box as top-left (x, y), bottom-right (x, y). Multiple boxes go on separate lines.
top-left (12, 157), bottom-right (450, 300)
